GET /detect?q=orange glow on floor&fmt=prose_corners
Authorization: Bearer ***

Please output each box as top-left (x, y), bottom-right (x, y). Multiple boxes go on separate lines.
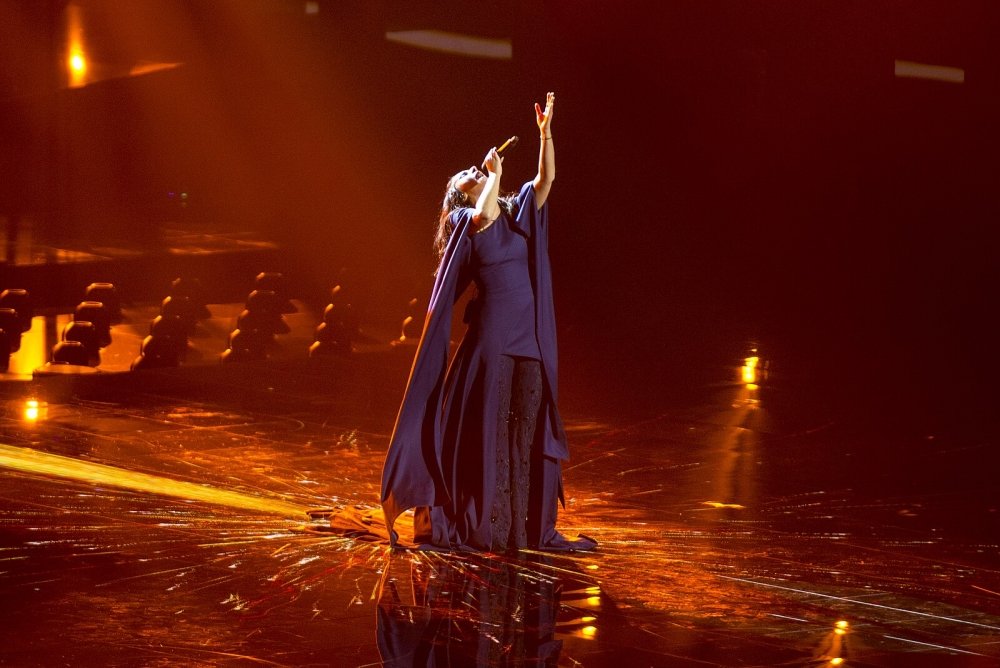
top-left (23, 400), bottom-right (45, 422)
top-left (0, 443), bottom-right (304, 517)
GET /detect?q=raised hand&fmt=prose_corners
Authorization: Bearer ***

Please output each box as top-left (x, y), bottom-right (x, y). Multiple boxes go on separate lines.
top-left (482, 147), bottom-right (503, 176)
top-left (535, 91), bottom-right (555, 137)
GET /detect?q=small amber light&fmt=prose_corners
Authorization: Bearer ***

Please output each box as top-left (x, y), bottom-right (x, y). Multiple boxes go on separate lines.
top-left (69, 53), bottom-right (86, 73)
top-left (24, 400), bottom-right (46, 422)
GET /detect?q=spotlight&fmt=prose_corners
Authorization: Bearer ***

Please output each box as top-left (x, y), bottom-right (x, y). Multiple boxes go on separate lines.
top-left (0, 308), bottom-right (22, 353)
top-left (327, 283), bottom-right (360, 338)
top-left (160, 295), bottom-right (199, 336)
top-left (138, 322), bottom-right (189, 365)
top-left (132, 285), bottom-right (197, 370)
top-left (61, 320), bottom-right (100, 366)
top-left (0, 329), bottom-right (10, 372)
top-left (0, 288), bottom-right (33, 333)
top-left (393, 297), bottom-right (421, 346)
top-left (23, 399), bottom-right (47, 422)
top-left (51, 340), bottom-right (90, 366)
top-left (220, 277), bottom-right (295, 363)
top-left (169, 277), bottom-right (211, 320)
top-left (84, 283), bottom-right (122, 323)
top-left (221, 328), bottom-right (270, 363)
top-left (309, 302), bottom-right (352, 357)
top-left (131, 334), bottom-right (182, 370)
top-left (74, 301), bottom-right (111, 348)
top-left (149, 314), bottom-right (188, 339)
top-left (254, 272), bottom-right (297, 314)
top-left (241, 290), bottom-right (291, 335)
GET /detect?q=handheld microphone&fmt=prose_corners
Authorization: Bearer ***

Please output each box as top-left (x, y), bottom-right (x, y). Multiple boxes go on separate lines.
top-left (482, 136), bottom-right (518, 171)
top-left (496, 135), bottom-right (519, 156)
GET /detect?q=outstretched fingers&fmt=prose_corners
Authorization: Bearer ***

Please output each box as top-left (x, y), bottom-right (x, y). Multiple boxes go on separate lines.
top-left (536, 91), bottom-right (555, 128)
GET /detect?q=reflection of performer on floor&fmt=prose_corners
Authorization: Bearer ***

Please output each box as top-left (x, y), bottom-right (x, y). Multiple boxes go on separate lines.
top-left (380, 92), bottom-right (596, 552)
top-left (377, 554), bottom-right (563, 666)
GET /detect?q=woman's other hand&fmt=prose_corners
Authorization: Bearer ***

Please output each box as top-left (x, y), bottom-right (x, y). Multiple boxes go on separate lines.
top-left (535, 92), bottom-right (555, 137)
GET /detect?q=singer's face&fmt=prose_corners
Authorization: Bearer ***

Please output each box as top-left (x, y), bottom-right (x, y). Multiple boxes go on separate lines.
top-left (453, 166), bottom-right (486, 198)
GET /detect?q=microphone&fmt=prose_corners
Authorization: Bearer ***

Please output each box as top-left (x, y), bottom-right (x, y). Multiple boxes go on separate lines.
top-left (482, 136), bottom-right (518, 171)
top-left (496, 135), bottom-right (519, 156)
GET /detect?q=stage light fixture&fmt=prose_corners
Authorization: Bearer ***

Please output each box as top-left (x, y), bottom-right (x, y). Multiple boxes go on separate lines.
top-left (131, 334), bottom-right (182, 370)
top-left (0, 329), bottom-right (11, 372)
top-left (0, 309), bottom-right (22, 353)
top-left (84, 283), bottom-right (123, 323)
top-left (0, 289), bottom-right (33, 333)
top-left (61, 320), bottom-right (101, 366)
top-left (51, 340), bottom-right (90, 366)
top-left (310, 302), bottom-right (352, 357)
top-left (254, 272), bottom-right (297, 314)
top-left (170, 277), bottom-right (212, 320)
top-left (74, 301), bottom-right (112, 348)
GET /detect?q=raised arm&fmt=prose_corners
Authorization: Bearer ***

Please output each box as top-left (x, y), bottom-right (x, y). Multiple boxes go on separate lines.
top-left (532, 91), bottom-right (556, 209)
top-left (473, 147), bottom-right (503, 228)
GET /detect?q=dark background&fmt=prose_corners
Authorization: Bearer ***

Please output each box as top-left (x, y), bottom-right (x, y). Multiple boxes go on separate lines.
top-left (2, 0), bottom-right (998, 415)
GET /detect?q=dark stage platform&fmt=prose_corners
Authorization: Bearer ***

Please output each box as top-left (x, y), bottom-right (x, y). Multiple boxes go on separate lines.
top-left (1, 285), bottom-right (998, 668)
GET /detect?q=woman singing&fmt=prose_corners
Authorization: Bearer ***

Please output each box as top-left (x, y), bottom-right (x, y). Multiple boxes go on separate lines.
top-left (380, 92), bottom-right (595, 553)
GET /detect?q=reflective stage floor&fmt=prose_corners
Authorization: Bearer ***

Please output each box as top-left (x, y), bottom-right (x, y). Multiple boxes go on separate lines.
top-left (1, 303), bottom-right (998, 667)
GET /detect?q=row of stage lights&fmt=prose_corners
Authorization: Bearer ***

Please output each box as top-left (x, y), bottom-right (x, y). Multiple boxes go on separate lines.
top-left (0, 272), bottom-right (371, 375)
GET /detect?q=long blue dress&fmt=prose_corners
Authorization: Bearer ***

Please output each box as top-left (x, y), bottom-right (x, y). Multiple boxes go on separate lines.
top-left (380, 182), bottom-right (595, 551)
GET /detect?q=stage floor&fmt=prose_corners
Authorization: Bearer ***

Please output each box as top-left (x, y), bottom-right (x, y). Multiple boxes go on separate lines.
top-left (1, 302), bottom-right (998, 667)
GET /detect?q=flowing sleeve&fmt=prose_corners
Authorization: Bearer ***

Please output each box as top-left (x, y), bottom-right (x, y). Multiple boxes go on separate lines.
top-left (380, 211), bottom-right (473, 544)
top-left (508, 181), bottom-right (543, 238)
top-left (514, 181), bottom-right (569, 461)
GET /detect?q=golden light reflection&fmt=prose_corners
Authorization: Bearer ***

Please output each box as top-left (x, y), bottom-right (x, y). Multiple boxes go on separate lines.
top-left (810, 618), bottom-right (849, 666)
top-left (128, 61), bottom-right (183, 77)
top-left (69, 53), bottom-right (86, 73)
top-left (0, 443), bottom-right (304, 517)
top-left (23, 400), bottom-right (47, 422)
top-left (398, 316), bottom-right (414, 343)
top-left (702, 501), bottom-right (746, 509)
top-left (581, 625), bottom-right (597, 637)
top-left (586, 596), bottom-right (601, 606)
top-left (66, 4), bottom-right (88, 88)
top-left (741, 355), bottom-right (759, 385)
top-left (7, 314), bottom-right (68, 377)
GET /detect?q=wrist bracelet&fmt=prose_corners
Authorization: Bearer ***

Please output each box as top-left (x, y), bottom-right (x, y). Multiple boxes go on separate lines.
top-left (541, 135), bottom-right (552, 141)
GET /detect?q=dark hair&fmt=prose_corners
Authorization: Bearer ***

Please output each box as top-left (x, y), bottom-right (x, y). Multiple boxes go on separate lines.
top-left (434, 178), bottom-right (518, 262)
